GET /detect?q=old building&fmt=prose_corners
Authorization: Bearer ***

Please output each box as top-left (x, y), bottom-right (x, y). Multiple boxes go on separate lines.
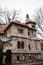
top-left (0, 15), bottom-right (42, 64)
top-left (40, 39), bottom-right (43, 59)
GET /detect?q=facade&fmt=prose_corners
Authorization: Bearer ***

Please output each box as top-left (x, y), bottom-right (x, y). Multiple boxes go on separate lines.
top-left (40, 40), bottom-right (43, 59)
top-left (0, 18), bottom-right (42, 64)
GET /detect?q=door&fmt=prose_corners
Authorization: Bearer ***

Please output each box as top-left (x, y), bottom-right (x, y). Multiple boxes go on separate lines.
top-left (0, 49), bottom-right (3, 64)
top-left (5, 50), bottom-right (12, 64)
top-left (17, 56), bottom-right (19, 61)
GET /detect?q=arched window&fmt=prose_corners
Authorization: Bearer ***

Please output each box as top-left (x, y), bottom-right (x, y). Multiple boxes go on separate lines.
top-left (17, 41), bottom-right (24, 49)
top-left (17, 41), bottom-right (20, 49)
top-left (29, 56), bottom-right (31, 60)
top-left (21, 42), bottom-right (24, 49)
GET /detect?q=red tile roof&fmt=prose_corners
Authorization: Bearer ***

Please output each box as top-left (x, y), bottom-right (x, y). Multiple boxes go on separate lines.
top-left (0, 20), bottom-right (36, 34)
top-left (14, 20), bottom-right (21, 24)
top-left (1, 24), bottom-right (8, 32)
top-left (0, 20), bottom-right (22, 34)
top-left (0, 24), bottom-right (8, 34)
top-left (0, 30), bottom-right (4, 34)
top-left (25, 20), bottom-right (36, 24)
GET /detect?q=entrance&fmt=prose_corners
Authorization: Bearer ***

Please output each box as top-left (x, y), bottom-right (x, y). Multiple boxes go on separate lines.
top-left (0, 49), bottom-right (3, 64)
top-left (5, 50), bottom-right (12, 64)
top-left (17, 56), bottom-right (19, 61)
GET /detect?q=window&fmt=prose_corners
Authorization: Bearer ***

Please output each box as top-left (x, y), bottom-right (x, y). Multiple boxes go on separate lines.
top-left (32, 25), bottom-right (35, 28)
top-left (41, 43), bottom-right (43, 51)
top-left (35, 41), bottom-right (37, 50)
top-left (32, 31), bottom-right (33, 37)
top-left (21, 42), bottom-right (24, 49)
top-left (18, 29), bottom-right (23, 34)
top-left (36, 45), bottom-right (37, 50)
top-left (28, 32), bottom-right (30, 35)
top-left (17, 41), bottom-right (20, 49)
top-left (17, 41), bottom-right (24, 49)
top-left (28, 45), bottom-right (31, 50)
top-left (29, 56), bottom-right (31, 60)
top-left (34, 33), bottom-right (36, 37)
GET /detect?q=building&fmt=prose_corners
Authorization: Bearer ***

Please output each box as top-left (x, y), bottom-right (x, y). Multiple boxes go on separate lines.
top-left (0, 15), bottom-right (42, 64)
top-left (40, 39), bottom-right (43, 59)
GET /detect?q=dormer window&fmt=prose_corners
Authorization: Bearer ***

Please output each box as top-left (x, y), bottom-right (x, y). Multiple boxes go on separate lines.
top-left (18, 29), bottom-right (23, 34)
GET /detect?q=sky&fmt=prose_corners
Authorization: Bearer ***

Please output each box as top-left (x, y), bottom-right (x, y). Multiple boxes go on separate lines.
top-left (0, 0), bottom-right (43, 22)
top-left (0, 0), bottom-right (43, 38)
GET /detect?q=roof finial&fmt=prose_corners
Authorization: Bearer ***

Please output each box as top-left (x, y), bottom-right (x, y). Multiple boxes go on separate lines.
top-left (26, 14), bottom-right (29, 20)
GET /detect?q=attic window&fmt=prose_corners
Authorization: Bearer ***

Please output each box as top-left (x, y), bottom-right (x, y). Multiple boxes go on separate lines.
top-left (18, 29), bottom-right (23, 34)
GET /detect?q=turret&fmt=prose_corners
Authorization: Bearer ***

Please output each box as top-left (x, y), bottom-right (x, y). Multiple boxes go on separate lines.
top-left (25, 14), bottom-right (36, 38)
top-left (25, 14), bottom-right (36, 29)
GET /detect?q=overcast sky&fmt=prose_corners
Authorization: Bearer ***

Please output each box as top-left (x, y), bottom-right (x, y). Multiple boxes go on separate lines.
top-left (0, 0), bottom-right (43, 38)
top-left (0, 0), bottom-right (43, 22)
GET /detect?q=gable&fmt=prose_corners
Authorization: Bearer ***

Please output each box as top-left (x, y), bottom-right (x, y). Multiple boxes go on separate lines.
top-left (0, 21), bottom-right (27, 35)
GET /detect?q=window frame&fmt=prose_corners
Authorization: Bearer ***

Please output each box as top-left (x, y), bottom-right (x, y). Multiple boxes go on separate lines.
top-left (17, 41), bottom-right (20, 49)
top-left (18, 28), bottom-right (23, 34)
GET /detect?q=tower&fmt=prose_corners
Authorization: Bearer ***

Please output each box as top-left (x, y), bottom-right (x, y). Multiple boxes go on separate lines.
top-left (25, 14), bottom-right (36, 29)
top-left (25, 14), bottom-right (36, 38)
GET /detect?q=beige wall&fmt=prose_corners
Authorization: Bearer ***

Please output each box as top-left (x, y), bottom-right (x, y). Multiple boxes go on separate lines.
top-left (0, 23), bottom-right (41, 54)
top-left (0, 23), bottom-right (42, 63)
top-left (40, 40), bottom-right (43, 59)
top-left (6, 24), bottom-right (28, 38)
top-left (3, 37), bottom-right (41, 54)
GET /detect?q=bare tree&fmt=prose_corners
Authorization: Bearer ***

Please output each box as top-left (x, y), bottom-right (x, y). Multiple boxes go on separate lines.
top-left (33, 8), bottom-right (43, 38)
top-left (12, 9), bottom-right (21, 21)
top-left (0, 7), bottom-right (20, 24)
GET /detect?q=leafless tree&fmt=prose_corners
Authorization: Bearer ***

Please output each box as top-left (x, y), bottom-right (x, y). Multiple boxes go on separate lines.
top-left (12, 9), bottom-right (21, 21)
top-left (33, 8), bottom-right (43, 38)
top-left (0, 7), bottom-right (20, 24)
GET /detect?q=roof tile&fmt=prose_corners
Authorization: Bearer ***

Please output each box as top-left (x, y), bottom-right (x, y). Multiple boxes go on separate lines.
top-left (0, 20), bottom-right (36, 34)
